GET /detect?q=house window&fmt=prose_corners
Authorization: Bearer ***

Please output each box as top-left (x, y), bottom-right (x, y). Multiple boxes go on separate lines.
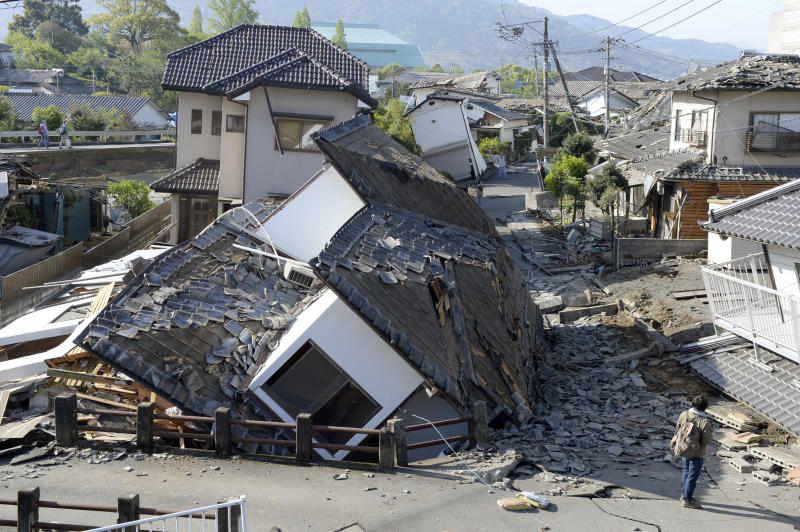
top-left (211, 111), bottom-right (222, 136)
top-left (275, 118), bottom-right (328, 152)
top-left (749, 112), bottom-right (800, 152)
top-left (262, 342), bottom-right (380, 444)
top-left (190, 109), bottom-right (202, 134)
top-left (673, 109), bottom-right (682, 141)
top-left (226, 114), bottom-right (245, 133)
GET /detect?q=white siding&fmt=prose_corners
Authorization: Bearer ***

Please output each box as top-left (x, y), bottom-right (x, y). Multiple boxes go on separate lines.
top-left (242, 87), bottom-right (359, 201)
top-left (264, 165), bottom-right (365, 262)
top-left (707, 232), bottom-right (762, 264)
top-left (219, 97), bottom-right (247, 201)
top-left (767, 244), bottom-right (800, 299)
top-left (132, 102), bottom-right (170, 128)
top-left (176, 93), bottom-right (222, 168)
top-left (248, 289), bottom-right (424, 461)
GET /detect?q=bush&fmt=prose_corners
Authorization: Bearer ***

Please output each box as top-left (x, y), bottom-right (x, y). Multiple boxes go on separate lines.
top-left (4, 203), bottom-right (38, 229)
top-left (478, 137), bottom-right (511, 158)
top-left (374, 98), bottom-right (419, 154)
top-left (32, 105), bottom-right (64, 132)
top-left (107, 180), bottom-right (154, 219)
top-left (589, 161), bottom-right (628, 211)
top-left (69, 102), bottom-right (108, 131)
top-left (513, 130), bottom-right (535, 160)
top-left (557, 131), bottom-right (596, 165)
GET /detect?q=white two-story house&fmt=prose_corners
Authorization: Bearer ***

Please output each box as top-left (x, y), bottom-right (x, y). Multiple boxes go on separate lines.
top-left (152, 24), bottom-right (375, 243)
top-left (634, 54), bottom-right (800, 242)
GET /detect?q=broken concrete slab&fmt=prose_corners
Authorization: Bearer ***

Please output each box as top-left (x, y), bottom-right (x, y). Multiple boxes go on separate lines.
top-left (728, 456), bottom-right (755, 473)
top-left (752, 470), bottom-right (781, 485)
top-left (560, 290), bottom-right (597, 308)
top-left (749, 446), bottom-right (800, 470)
top-left (534, 295), bottom-right (564, 313)
top-left (559, 302), bottom-right (620, 324)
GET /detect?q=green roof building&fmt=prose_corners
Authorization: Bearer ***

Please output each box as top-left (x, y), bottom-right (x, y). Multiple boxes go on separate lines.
top-left (311, 22), bottom-right (425, 69)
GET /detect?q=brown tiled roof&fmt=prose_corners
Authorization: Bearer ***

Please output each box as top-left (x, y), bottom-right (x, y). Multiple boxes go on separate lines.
top-left (150, 158), bottom-right (219, 196)
top-left (162, 25), bottom-right (372, 104)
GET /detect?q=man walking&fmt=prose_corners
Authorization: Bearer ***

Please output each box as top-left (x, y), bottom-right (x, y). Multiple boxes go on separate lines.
top-left (674, 395), bottom-right (713, 509)
top-left (38, 120), bottom-right (49, 149)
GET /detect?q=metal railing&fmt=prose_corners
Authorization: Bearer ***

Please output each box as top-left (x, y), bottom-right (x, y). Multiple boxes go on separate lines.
top-left (0, 129), bottom-right (175, 143)
top-left (701, 252), bottom-right (800, 363)
top-left (746, 129), bottom-right (800, 153)
top-left (87, 496), bottom-right (246, 532)
top-left (679, 129), bottom-right (708, 147)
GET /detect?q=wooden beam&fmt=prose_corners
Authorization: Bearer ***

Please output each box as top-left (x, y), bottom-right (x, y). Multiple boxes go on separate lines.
top-left (47, 368), bottom-right (133, 386)
top-left (75, 392), bottom-right (137, 410)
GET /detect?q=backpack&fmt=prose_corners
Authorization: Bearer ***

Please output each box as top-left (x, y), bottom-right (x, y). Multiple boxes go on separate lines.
top-left (38, 124), bottom-right (43, 135)
top-left (670, 418), bottom-right (702, 457)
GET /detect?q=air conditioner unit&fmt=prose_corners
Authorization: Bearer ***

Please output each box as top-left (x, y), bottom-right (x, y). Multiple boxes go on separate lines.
top-left (656, 182), bottom-right (665, 195)
top-left (283, 262), bottom-right (317, 289)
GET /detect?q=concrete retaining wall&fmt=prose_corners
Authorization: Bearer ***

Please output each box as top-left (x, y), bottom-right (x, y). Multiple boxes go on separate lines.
top-left (13, 144), bottom-right (175, 178)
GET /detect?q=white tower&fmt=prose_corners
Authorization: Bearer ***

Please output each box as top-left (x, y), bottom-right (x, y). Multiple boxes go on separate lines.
top-left (769, 0), bottom-right (800, 54)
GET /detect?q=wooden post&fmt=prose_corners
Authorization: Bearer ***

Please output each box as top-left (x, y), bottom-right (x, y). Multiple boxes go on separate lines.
top-left (217, 497), bottom-right (242, 532)
top-left (17, 487), bottom-right (39, 532)
top-left (469, 401), bottom-right (488, 447)
top-left (378, 427), bottom-right (394, 471)
top-left (117, 494), bottom-right (140, 532)
top-left (136, 402), bottom-right (154, 453)
top-left (387, 418), bottom-right (408, 467)
top-left (295, 413), bottom-right (312, 462)
top-left (215, 407), bottom-right (232, 458)
top-left (55, 393), bottom-right (77, 446)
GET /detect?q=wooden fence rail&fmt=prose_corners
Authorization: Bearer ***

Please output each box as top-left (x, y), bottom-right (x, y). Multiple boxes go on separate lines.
top-left (56, 393), bottom-right (488, 470)
top-left (0, 487), bottom-right (232, 532)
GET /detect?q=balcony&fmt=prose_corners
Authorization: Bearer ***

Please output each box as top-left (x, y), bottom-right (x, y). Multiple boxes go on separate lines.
top-left (745, 129), bottom-right (800, 153)
top-left (701, 253), bottom-right (800, 364)
top-left (679, 129), bottom-right (708, 147)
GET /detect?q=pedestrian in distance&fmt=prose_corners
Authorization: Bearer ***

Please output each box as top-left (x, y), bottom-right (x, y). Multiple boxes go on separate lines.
top-left (58, 120), bottom-right (71, 149)
top-left (38, 120), bottom-right (49, 149)
top-left (670, 394), bottom-right (713, 509)
top-left (498, 154), bottom-right (507, 179)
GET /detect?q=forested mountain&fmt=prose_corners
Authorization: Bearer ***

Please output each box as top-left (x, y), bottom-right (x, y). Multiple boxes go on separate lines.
top-left (0, 0), bottom-right (744, 80)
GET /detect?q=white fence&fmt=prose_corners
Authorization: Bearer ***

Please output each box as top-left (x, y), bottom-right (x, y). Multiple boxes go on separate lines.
top-left (701, 252), bottom-right (800, 363)
top-left (87, 496), bottom-right (247, 532)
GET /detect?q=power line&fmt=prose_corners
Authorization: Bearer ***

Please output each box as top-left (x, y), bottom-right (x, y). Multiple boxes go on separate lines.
top-left (559, 0), bottom-right (670, 42)
top-left (629, 1), bottom-right (724, 44)
top-left (612, 0), bottom-right (699, 39)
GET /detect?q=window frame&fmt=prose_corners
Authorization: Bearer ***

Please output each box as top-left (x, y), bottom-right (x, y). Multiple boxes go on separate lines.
top-left (673, 109), bottom-right (682, 141)
top-left (226, 114), bottom-right (245, 133)
top-left (190, 109), bottom-right (202, 135)
top-left (749, 111), bottom-right (800, 152)
top-left (274, 116), bottom-right (331, 153)
top-left (211, 110), bottom-right (222, 136)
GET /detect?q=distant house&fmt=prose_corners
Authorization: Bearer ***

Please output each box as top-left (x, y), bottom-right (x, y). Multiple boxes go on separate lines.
top-left (556, 67), bottom-right (661, 83)
top-left (0, 44), bottom-right (14, 69)
top-left (3, 94), bottom-right (171, 127)
top-left (152, 24), bottom-right (374, 243)
top-left (408, 71), bottom-right (502, 103)
top-left (405, 93), bottom-right (487, 180)
top-left (611, 55), bottom-right (800, 242)
top-left (311, 22), bottom-right (425, 68)
top-left (0, 68), bottom-right (89, 94)
top-left (549, 80), bottom-right (663, 118)
top-left (461, 97), bottom-right (532, 149)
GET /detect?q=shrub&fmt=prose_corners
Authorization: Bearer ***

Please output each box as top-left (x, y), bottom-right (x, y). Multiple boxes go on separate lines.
top-left (107, 180), bottom-right (154, 219)
top-left (478, 137), bottom-right (511, 158)
top-left (32, 105), bottom-right (64, 131)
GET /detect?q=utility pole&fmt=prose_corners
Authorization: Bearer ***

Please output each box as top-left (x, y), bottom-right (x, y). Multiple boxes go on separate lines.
top-left (605, 35), bottom-right (611, 138)
top-left (391, 64), bottom-right (395, 99)
top-left (542, 17), bottom-right (549, 148)
top-left (548, 43), bottom-right (582, 133)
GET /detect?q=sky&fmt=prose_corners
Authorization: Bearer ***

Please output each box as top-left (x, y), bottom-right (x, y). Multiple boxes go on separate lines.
top-left (519, 0), bottom-right (785, 50)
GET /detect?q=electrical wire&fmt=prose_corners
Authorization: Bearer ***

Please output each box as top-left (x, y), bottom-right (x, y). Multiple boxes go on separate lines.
top-left (612, 0), bottom-right (699, 39)
top-left (628, 1), bottom-right (724, 44)
top-left (559, 0), bottom-right (670, 42)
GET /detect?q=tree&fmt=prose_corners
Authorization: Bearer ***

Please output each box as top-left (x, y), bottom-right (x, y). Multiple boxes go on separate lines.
top-left (0, 96), bottom-right (19, 131)
top-left (6, 31), bottom-right (64, 69)
top-left (588, 161), bottom-right (628, 208)
top-left (557, 131), bottom-right (596, 165)
top-left (292, 6), bottom-right (310, 28)
top-left (206, 0), bottom-right (259, 33)
top-left (33, 21), bottom-right (83, 54)
top-left (89, 0), bottom-right (183, 53)
top-left (9, 0), bottom-right (88, 37)
top-left (107, 180), bottom-right (154, 219)
top-left (374, 98), bottom-right (418, 154)
top-left (478, 137), bottom-right (511, 158)
top-left (544, 155), bottom-right (587, 226)
top-left (68, 45), bottom-right (106, 78)
top-left (376, 63), bottom-right (405, 80)
top-left (331, 19), bottom-right (347, 50)
top-left (189, 5), bottom-right (205, 38)
top-left (498, 64), bottom-right (540, 98)
top-left (549, 112), bottom-right (577, 147)
top-left (107, 49), bottom-right (176, 111)
top-left (32, 105), bottom-right (64, 131)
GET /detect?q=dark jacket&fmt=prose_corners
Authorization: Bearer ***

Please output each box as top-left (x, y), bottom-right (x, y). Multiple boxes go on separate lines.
top-left (676, 409), bottom-right (713, 458)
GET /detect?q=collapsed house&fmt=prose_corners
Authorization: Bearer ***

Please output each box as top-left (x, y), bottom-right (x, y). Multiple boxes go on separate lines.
top-left (694, 179), bottom-right (800, 434)
top-left (75, 115), bottom-right (542, 460)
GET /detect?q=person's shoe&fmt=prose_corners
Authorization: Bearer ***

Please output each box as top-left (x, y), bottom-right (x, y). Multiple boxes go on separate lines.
top-left (679, 495), bottom-right (684, 502)
top-left (682, 500), bottom-right (702, 509)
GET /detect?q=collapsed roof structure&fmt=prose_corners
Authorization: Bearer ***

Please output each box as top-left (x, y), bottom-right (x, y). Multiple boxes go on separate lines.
top-left (76, 115), bottom-right (542, 460)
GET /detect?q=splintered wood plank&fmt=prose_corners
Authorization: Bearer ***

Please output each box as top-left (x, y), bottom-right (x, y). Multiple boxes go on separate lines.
top-left (75, 392), bottom-right (137, 410)
top-left (671, 289), bottom-right (707, 300)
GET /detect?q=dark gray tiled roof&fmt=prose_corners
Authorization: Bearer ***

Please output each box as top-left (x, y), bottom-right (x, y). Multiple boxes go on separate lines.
top-left (554, 67), bottom-right (662, 83)
top-left (4, 93), bottom-right (166, 122)
top-left (313, 202), bottom-right (536, 411)
top-left (549, 80), bottom-right (663, 101)
top-left (76, 200), bottom-right (316, 453)
top-left (666, 54), bottom-right (800, 92)
top-left (407, 71), bottom-right (497, 90)
top-left (701, 179), bottom-right (800, 249)
top-left (162, 25), bottom-right (370, 102)
top-left (670, 165), bottom-right (800, 183)
top-left (600, 128), bottom-right (670, 161)
top-left (497, 98), bottom-right (571, 115)
top-left (150, 159), bottom-right (220, 196)
top-left (469, 99), bottom-right (531, 121)
top-left (313, 114), bottom-right (497, 235)
top-left (690, 348), bottom-right (800, 435)
top-left (0, 69), bottom-right (89, 94)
